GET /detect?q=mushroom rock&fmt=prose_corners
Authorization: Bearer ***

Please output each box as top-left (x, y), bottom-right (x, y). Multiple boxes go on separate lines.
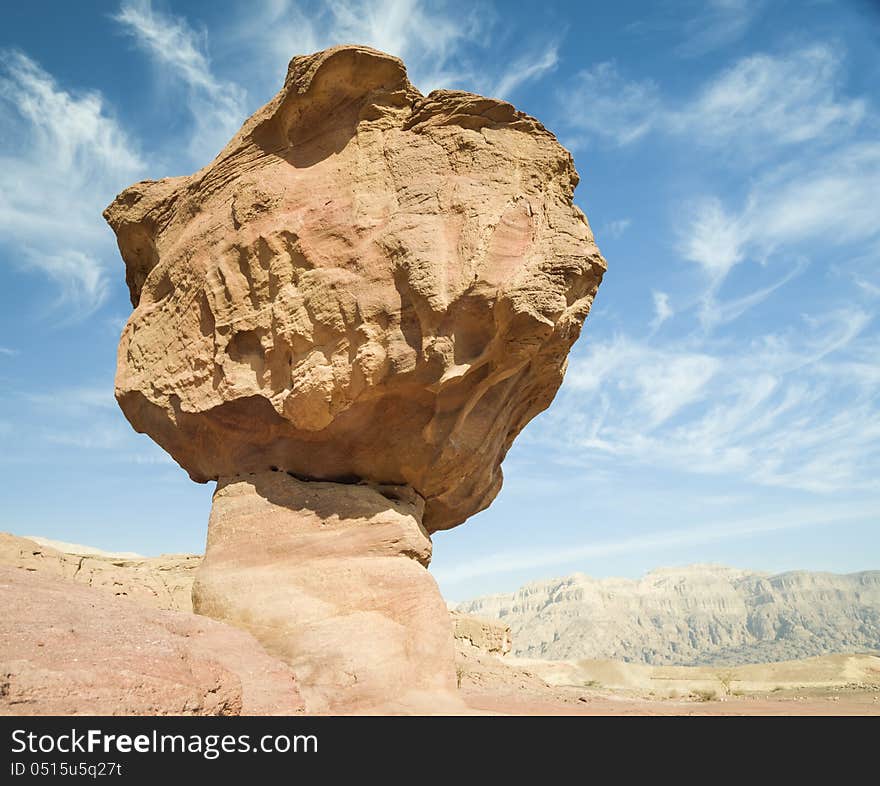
top-left (104, 45), bottom-right (606, 712)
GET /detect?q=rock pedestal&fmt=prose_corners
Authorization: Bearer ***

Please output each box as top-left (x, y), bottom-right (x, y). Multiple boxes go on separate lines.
top-left (104, 44), bottom-right (606, 713)
top-left (192, 472), bottom-right (459, 712)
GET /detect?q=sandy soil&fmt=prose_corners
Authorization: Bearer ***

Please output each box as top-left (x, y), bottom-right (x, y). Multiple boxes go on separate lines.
top-left (463, 687), bottom-right (880, 716)
top-left (456, 645), bottom-right (880, 716)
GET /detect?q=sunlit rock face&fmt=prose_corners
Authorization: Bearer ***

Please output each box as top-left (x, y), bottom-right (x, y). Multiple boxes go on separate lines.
top-left (104, 45), bottom-right (605, 533)
top-left (105, 45), bottom-right (605, 712)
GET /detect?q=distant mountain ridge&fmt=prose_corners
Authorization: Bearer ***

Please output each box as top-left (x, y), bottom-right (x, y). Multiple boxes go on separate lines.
top-left (456, 565), bottom-right (880, 666)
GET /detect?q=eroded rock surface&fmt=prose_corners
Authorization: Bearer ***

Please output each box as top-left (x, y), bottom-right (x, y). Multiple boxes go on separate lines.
top-left (104, 44), bottom-right (605, 532)
top-left (0, 566), bottom-right (303, 716)
top-left (0, 532), bottom-right (198, 611)
top-left (193, 473), bottom-right (461, 713)
top-left (451, 610), bottom-right (512, 655)
top-left (103, 44), bottom-right (604, 713)
top-left (458, 565), bottom-right (880, 665)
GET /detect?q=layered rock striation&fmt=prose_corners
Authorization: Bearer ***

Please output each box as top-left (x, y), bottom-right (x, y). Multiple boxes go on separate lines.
top-left (458, 565), bottom-right (880, 666)
top-left (104, 45), bottom-right (604, 532)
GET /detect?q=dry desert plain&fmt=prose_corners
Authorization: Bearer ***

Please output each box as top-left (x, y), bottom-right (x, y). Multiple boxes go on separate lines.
top-left (1, 533), bottom-right (877, 716)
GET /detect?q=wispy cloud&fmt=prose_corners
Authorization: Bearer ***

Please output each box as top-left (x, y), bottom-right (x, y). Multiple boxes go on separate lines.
top-left (0, 346), bottom-right (19, 357)
top-left (222, 0), bottom-right (488, 97)
top-left (561, 61), bottom-right (661, 147)
top-left (628, 0), bottom-right (763, 59)
top-left (114, 0), bottom-right (248, 164)
top-left (650, 291), bottom-right (673, 331)
top-left (491, 44), bottom-right (559, 100)
top-left (436, 502), bottom-right (873, 585)
top-left (602, 218), bottom-right (632, 240)
top-left (699, 258), bottom-right (807, 329)
top-left (670, 45), bottom-right (866, 155)
top-left (559, 43), bottom-right (867, 154)
top-left (0, 50), bottom-right (144, 317)
top-left (567, 337), bottom-right (721, 429)
top-left (11, 382), bottom-right (164, 460)
top-left (324, 0), bottom-right (482, 89)
top-left (857, 278), bottom-right (880, 298)
top-left (24, 386), bottom-right (116, 415)
top-left (676, 0), bottom-right (763, 58)
top-left (43, 425), bottom-right (128, 450)
top-left (551, 308), bottom-right (877, 495)
top-left (680, 141), bottom-right (880, 326)
top-left (681, 197), bottom-right (743, 281)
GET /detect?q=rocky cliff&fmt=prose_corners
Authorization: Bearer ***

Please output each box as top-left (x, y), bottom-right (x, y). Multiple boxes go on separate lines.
top-left (0, 532), bottom-right (198, 611)
top-left (458, 565), bottom-right (880, 665)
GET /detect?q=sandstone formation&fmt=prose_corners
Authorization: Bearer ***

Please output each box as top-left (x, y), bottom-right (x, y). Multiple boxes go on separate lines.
top-left (2, 534), bottom-right (877, 715)
top-left (103, 44), bottom-right (604, 712)
top-left (0, 566), bottom-right (304, 716)
top-left (458, 565), bottom-right (880, 666)
top-left (451, 610), bottom-right (512, 656)
top-left (103, 44), bottom-right (604, 532)
top-left (0, 532), bottom-right (198, 611)
top-left (193, 474), bottom-right (458, 712)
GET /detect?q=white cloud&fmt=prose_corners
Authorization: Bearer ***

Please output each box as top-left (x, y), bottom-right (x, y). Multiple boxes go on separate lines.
top-left (676, 0), bottom-right (762, 58)
top-left (23, 250), bottom-right (109, 317)
top-left (650, 291), bottom-right (673, 331)
top-left (552, 308), bottom-right (877, 495)
top-left (436, 502), bottom-right (873, 585)
top-left (0, 50), bottom-right (144, 317)
top-left (225, 0), bottom-right (487, 97)
top-left (602, 218), bottom-right (632, 239)
top-left (568, 336), bottom-right (720, 429)
top-left (44, 425), bottom-right (128, 450)
top-left (561, 61), bottom-right (661, 147)
top-left (699, 258), bottom-right (806, 329)
top-left (492, 45), bottom-right (559, 100)
top-left (0, 346), bottom-right (19, 357)
top-left (560, 43), bottom-right (867, 154)
top-left (856, 278), bottom-right (880, 298)
top-left (672, 45), bottom-right (866, 153)
top-left (678, 141), bottom-right (880, 326)
top-left (114, 0), bottom-right (248, 164)
top-left (25, 386), bottom-right (116, 415)
top-left (681, 197), bottom-right (743, 281)
top-left (325, 0), bottom-right (478, 73)
top-left (744, 142), bottom-right (880, 250)
top-left (16, 382), bottom-right (149, 456)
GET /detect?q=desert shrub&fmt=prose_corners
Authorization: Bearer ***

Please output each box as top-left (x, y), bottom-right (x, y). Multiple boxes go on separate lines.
top-left (716, 669), bottom-right (737, 696)
top-left (693, 688), bottom-right (718, 702)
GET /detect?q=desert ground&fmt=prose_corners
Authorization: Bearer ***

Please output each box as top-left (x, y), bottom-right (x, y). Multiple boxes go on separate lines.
top-left (2, 532), bottom-right (877, 716)
top-left (457, 644), bottom-right (880, 716)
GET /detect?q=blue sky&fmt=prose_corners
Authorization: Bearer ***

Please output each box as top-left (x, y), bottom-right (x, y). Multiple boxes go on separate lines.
top-left (1, 0), bottom-right (878, 600)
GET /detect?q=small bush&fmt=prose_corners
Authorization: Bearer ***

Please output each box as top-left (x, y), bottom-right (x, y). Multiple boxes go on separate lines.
top-left (693, 688), bottom-right (718, 702)
top-left (716, 669), bottom-right (737, 696)
top-left (583, 679), bottom-right (602, 689)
